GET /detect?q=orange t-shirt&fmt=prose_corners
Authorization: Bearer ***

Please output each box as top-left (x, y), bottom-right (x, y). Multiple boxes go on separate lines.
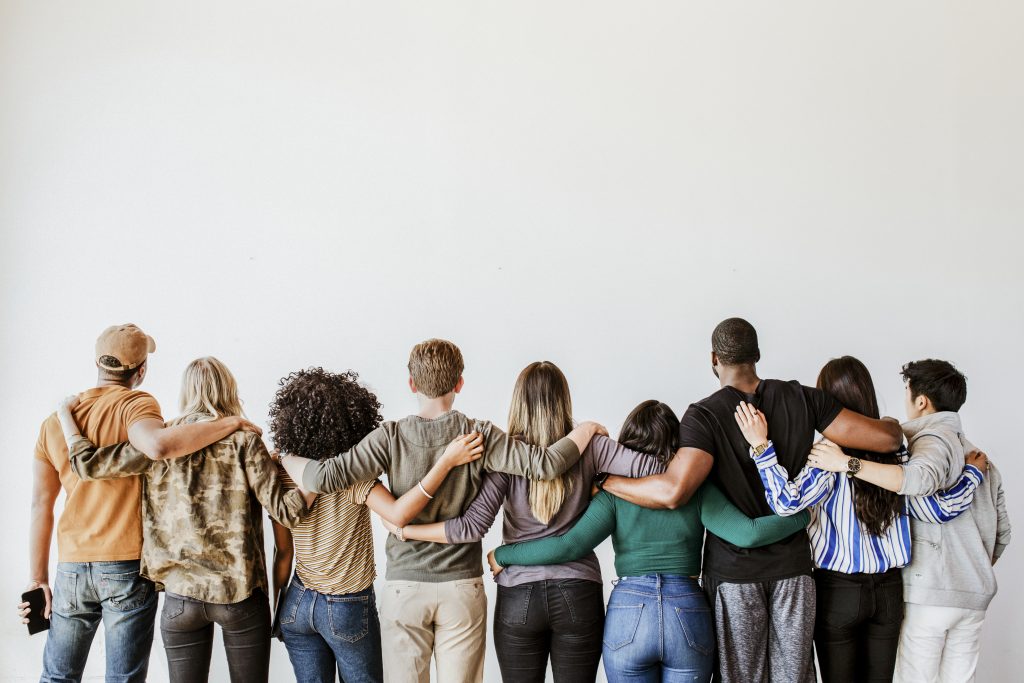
top-left (34, 385), bottom-right (163, 562)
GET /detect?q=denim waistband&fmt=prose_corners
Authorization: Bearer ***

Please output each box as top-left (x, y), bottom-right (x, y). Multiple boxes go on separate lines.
top-left (614, 574), bottom-right (701, 591)
top-left (291, 573), bottom-right (375, 599)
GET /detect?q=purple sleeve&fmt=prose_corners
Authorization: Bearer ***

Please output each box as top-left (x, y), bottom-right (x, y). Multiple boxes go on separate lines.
top-left (443, 471), bottom-right (512, 543)
top-left (586, 435), bottom-right (667, 478)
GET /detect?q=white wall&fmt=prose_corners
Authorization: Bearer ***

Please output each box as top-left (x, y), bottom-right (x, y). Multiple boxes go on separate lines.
top-left (1, 1), bottom-right (1022, 681)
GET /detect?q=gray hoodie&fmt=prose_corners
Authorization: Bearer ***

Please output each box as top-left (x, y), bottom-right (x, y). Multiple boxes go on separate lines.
top-left (901, 412), bottom-right (1012, 610)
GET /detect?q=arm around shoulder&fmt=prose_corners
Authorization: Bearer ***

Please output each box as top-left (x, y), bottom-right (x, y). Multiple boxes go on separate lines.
top-left (297, 425), bottom-right (392, 494)
top-left (602, 447), bottom-right (712, 510)
top-left (821, 409), bottom-right (903, 454)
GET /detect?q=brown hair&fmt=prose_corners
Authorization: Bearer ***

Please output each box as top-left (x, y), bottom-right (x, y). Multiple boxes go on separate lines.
top-left (407, 339), bottom-right (464, 398)
top-left (816, 356), bottom-right (903, 535)
top-left (507, 362), bottom-right (575, 525)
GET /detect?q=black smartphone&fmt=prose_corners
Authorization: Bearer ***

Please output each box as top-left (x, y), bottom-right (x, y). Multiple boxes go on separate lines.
top-left (21, 587), bottom-right (50, 635)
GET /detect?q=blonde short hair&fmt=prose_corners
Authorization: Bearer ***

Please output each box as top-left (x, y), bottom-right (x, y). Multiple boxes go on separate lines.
top-left (177, 356), bottom-right (244, 421)
top-left (408, 339), bottom-right (464, 398)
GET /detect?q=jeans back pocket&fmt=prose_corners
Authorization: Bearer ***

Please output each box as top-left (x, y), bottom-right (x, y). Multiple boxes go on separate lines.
top-left (53, 569), bottom-right (79, 615)
top-left (674, 606), bottom-right (714, 656)
top-left (99, 570), bottom-right (152, 613)
top-left (602, 604), bottom-right (644, 651)
top-left (327, 595), bottom-right (369, 643)
top-left (557, 580), bottom-right (605, 625)
top-left (496, 583), bottom-right (533, 626)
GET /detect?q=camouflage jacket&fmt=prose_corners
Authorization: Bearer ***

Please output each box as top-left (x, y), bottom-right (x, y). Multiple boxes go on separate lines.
top-left (68, 415), bottom-right (309, 604)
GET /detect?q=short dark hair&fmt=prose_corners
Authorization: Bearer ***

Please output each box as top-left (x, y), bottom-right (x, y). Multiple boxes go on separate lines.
top-left (98, 357), bottom-right (144, 382)
top-left (268, 367), bottom-right (383, 461)
top-left (712, 317), bottom-right (760, 366)
top-left (617, 400), bottom-right (679, 462)
top-left (901, 359), bottom-right (967, 413)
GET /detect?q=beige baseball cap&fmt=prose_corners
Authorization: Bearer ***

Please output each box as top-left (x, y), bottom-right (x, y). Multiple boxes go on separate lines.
top-left (95, 324), bottom-right (156, 371)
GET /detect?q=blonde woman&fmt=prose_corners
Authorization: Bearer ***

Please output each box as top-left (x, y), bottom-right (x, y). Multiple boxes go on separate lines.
top-left (385, 361), bottom-right (666, 683)
top-left (54, 358), bottom-right (480, 683)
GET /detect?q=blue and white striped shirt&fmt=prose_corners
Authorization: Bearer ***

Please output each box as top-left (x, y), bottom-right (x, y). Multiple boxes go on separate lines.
top-left (751, 443), bottom-right (983, 574)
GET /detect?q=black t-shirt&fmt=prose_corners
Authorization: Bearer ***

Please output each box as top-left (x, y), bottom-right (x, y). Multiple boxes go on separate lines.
top-left (679, 378), bottom-right (842, 582)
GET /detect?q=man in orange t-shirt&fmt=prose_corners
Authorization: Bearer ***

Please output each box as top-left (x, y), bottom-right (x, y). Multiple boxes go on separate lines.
top-left (18, 324), bottom-right (260, 683)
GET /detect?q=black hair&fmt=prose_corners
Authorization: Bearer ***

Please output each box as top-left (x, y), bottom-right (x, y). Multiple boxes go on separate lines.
top-left (617, 400), bottom-right (679, 462)
top-left (268, 367), bottom-right (383, 461)
top-left (98, 357), bottom-right (144, 382)
top-left (901, 359), bottom-right (967, 412)
top-left (712, 317), bottom-right (760, 366)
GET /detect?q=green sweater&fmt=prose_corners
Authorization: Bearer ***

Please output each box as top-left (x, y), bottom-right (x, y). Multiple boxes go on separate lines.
top-left (494, 484), bottom-right (809, 577)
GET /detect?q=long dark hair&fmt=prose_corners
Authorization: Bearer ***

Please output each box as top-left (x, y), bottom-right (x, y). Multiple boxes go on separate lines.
top-left (816, 356), bottom-right (903, 535)
top-left (618, 400), bottom-right (679, 462)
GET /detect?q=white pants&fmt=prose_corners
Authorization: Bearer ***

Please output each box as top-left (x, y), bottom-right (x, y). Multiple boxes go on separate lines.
top-left (894, 603), bottom-right (986, 683)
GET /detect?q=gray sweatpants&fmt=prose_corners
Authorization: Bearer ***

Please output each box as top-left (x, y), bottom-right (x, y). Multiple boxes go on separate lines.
top-left (704, 574), bottom-right (816, 683)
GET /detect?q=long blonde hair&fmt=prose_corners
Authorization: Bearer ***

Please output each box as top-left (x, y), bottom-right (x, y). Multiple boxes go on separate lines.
top-left (508, 361), bottom-right (574, 525)
top-left (176, 356), bottom-right (244, 422)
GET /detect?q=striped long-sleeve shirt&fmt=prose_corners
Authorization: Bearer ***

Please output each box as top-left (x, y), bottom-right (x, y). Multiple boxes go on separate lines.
top-left (751, 443), bottom-right (983, 573)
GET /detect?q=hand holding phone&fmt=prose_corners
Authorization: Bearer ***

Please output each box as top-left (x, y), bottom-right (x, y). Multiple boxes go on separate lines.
top-left (19, 583), bottom-right (51, 635)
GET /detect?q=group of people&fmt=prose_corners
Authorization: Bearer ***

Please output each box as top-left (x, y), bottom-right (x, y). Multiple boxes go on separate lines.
top-left (17, 318), bottom-right (1010, 683)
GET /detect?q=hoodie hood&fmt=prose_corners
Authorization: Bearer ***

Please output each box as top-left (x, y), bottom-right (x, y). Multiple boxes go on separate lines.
top-left (902, 411), bottom-right (963, 441)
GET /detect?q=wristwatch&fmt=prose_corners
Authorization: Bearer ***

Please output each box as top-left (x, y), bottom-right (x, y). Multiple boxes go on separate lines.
top-left (594, 472), bottom-right (610, 492)
top-left (846, 457), bottom-right (863, 477)
top-left (752, 442), bottom-right (771, 457)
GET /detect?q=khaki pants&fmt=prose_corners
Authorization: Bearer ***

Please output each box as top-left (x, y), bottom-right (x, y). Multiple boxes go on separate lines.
top-left (379, 577), bottom-right (487, 683)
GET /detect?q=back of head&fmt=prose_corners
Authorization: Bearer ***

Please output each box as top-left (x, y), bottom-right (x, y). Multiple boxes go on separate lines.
top-left (712, 317), bottom-right (760, 366)
top-left (95, 323), bottom-right (156, 385)
top-left (618, 400), bottom-right (680, 462)
top-left (408, 338), bottom-right (464, 399)
top-left (901, 359), bottom-right (967, 413)
top-left (817, 356), bottom-right (880, 419)
top-left (509, 362), bottom-right (575, 526)
top-left (816, 355), bottom-right (901, 535)
top-left (269, 367), bottom-right (383, 462)
top-left (178, 356), bottom-right (243, 421)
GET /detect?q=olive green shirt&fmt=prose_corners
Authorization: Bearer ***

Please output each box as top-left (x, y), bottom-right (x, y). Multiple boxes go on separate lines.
top-left (69, 415), bottom-right (308, 604)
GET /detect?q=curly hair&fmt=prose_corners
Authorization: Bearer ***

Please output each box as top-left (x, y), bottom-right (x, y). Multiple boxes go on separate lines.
top-left (268, 367), bottom-right (383, 461)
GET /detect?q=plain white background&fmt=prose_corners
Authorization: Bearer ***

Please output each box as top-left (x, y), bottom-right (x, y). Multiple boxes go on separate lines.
top-left (1, 1), bottom-right (1021, 681)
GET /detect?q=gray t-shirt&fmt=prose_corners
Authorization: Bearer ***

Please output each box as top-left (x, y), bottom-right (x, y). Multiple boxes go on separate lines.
top-left (444, 435), bottom-right (665, 586)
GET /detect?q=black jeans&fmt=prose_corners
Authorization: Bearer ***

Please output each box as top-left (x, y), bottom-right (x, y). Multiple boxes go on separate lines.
top-left (814, 568), bottom-right (904, 683)
top-left (160, 589), bottom-right (271, 683)
top-left (493, 579), bottom-right (605, 683)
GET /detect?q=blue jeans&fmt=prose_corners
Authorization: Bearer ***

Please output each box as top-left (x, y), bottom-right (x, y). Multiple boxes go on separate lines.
top-left (41, 560), bottom-right (157, 683)
top-left (279, 576), bottom-right (383, 683)
top-left (602, 575), bottom-right (714, 683)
